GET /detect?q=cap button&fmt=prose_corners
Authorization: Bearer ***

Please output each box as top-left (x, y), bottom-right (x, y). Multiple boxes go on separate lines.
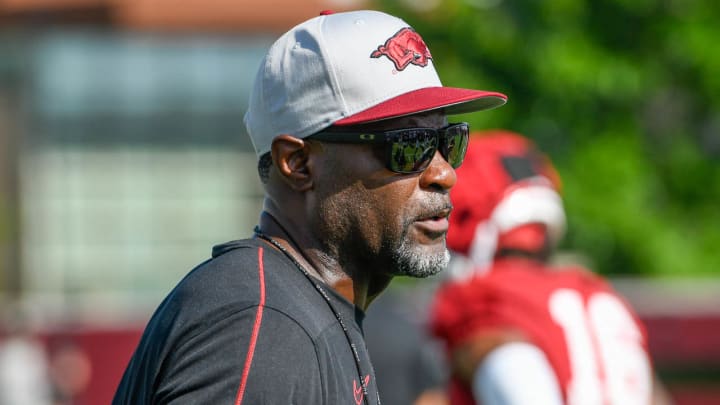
top-left (319, 10), bottom-right (335, 15)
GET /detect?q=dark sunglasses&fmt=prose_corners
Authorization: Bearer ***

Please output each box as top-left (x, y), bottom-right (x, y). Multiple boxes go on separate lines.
top-left (308, 122), bottom-right (470, 174)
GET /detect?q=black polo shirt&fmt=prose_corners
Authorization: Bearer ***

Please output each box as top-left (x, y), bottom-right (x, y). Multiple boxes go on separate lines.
top-left (113, 238), bottom-right (380, 405)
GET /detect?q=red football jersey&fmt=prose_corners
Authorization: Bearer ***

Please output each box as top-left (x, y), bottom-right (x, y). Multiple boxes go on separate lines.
top-left (431, 257), bottom-right (653, 405)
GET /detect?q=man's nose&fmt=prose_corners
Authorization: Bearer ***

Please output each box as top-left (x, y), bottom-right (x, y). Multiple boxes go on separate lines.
top-left (419, 150), bottom-right (457, 191)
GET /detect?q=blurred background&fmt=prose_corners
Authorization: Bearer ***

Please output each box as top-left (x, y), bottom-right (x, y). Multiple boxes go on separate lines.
top-left (0, 0), bottom-right (718, 404)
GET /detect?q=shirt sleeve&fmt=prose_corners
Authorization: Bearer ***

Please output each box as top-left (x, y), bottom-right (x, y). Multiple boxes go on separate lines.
top-left (472, 342), bottom-right (563, 405)
top-left (164, 307), bottom-right (323, 405)
top-left (114, 306), bottom-right (324, 405)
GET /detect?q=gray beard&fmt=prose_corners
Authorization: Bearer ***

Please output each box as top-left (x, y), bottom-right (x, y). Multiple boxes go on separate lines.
top-left (391, 239), bottom-right (450, 278)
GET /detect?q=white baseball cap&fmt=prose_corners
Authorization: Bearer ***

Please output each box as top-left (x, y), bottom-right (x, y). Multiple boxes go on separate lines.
top-left (243, 10), bottom-right (508, 158)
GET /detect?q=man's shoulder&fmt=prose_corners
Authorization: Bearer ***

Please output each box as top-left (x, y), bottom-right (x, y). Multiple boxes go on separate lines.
top-left (177, 238), bottom-right (265, 292)
top-left (172, 238), bottom-right (301, 304)
top-left (489, 262), bottom-right (607, 290)
top-left (163, 238), bottom-right (335, 332)
top-left (546, 264), bottom-right (614, 292)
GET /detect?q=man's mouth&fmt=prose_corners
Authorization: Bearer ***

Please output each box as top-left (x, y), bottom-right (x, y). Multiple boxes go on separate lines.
top-left (414, 207), bottom-right (452, 236)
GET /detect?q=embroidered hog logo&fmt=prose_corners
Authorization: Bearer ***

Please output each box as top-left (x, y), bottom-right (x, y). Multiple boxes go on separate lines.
top-left (370, 27), bottom-right (433, 71)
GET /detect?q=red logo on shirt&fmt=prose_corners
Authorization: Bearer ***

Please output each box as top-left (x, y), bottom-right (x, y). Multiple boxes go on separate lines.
top-left (370, 27), bottom-right (432, 71)
top-left (353, 375), bottom-right (371, 405)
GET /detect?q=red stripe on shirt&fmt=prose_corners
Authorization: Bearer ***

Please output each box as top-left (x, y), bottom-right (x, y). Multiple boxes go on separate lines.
top-left (234, 246), bottom-right (266, 405)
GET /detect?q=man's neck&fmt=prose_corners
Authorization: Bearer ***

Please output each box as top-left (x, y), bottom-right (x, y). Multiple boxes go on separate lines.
top-left (256, 211), bottom-right (391, 310)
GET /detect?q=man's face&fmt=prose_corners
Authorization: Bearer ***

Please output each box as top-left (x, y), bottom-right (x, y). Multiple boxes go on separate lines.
top-left (308, 111), bottom-right (456, 278)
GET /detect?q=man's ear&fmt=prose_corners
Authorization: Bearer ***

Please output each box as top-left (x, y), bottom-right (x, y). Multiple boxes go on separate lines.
top-left (270, 135), bottom-right (314, 191)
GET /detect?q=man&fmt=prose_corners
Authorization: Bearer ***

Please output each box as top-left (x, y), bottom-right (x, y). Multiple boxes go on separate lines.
top-left (430, 131), bottom-right (672, 405)
top-left (113, 10), bottom-right (506, 405)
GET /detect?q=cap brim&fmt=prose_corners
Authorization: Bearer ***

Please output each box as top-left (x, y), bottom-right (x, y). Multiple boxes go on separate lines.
top-left (334, 87), bottom-right (507, 126)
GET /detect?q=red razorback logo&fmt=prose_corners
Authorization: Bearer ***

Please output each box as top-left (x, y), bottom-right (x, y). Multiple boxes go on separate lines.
top-left (353, 375), bottom-right (371, 405)
top-left (370, 27), bottom-right (432, 71)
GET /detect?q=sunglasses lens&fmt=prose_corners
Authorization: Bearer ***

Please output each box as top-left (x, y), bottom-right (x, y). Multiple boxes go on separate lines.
top-left (443, 124), bottom-right (469, 168)
top-left (388, 129), bottom-right (438, 173)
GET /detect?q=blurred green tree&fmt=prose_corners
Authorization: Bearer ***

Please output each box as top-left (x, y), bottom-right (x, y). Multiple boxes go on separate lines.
top-left (379, 0), bottom-right (720, 277)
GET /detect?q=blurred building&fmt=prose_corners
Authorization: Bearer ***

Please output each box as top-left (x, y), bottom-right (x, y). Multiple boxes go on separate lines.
top-left (0, 0), bottom-right (370, 320)
top-left (0, 1), bottom-right (371, 403)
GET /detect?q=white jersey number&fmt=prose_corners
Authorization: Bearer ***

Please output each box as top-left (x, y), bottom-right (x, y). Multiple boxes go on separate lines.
top-left (549, 289), bottom-right (652, 405)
